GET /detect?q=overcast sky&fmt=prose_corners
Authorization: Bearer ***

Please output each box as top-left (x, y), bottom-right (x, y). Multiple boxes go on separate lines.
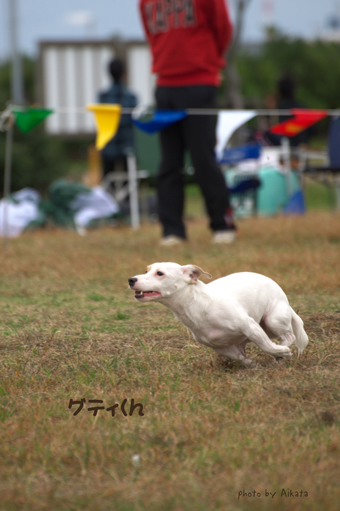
top-left (1, 0), bottom-right (340, 60)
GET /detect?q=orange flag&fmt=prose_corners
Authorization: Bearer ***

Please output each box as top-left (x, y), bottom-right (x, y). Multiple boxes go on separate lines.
top-left (270, 109), bottom-right (328, 137)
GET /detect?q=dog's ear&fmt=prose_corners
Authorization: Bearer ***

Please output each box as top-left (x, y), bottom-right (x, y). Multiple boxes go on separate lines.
top-left (182, 265), bottom-right (212, 284)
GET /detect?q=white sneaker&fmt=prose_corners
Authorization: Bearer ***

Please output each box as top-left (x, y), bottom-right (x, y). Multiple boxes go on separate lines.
top-left (211, 231), bottom-right (236, 244)
top-left (160, 235), bottom-right (183, 246)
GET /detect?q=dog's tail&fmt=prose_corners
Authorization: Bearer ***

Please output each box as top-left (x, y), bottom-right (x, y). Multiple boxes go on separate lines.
top-left (291, 307), bottom-right (308, 355)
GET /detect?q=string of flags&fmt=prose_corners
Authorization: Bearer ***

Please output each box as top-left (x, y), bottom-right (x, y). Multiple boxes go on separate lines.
top-left (1, 104), bottom-right (335, 155)
top-left (85, 104), bottom-right (332, 161)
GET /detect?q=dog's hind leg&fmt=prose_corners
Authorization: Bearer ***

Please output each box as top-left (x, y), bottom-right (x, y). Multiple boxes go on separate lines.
top-left (244, 318), bottom-right (292, 360)
top-left (278, 332), bottom-right (296, 347)
top-left (262, 301), bottom-right (296, 346)
top-left (264, 305), bottom-right (308, 355)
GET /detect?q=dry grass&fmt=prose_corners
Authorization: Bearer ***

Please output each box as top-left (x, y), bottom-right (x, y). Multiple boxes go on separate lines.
top-left (0, 211), bottom-right (340, 511)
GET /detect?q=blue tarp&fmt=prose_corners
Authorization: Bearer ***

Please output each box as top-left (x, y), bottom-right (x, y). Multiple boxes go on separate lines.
top-left (328, 116), bottom-right (340, 167)
top-left (220, 144), bottom-right (261, 164)
top-left (283, 190), bottom-right (306, 215)
top-left (132, 110), bottom-right (187, 134)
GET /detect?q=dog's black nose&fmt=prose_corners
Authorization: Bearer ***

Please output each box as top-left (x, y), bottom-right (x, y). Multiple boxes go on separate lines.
top-left (128, 277), bottom-right (138, 287)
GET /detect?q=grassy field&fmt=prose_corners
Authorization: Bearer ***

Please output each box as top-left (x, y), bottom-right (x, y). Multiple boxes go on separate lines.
top-left (0, 204), bottom-right (340, 510)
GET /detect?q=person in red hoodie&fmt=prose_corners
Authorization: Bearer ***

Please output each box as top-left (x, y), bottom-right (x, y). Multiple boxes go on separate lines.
top-left (139, 0), bottom-right (236, 245)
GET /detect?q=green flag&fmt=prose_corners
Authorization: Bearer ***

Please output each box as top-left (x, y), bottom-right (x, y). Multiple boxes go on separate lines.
top-left (12, 107), bottom-right (53, 133)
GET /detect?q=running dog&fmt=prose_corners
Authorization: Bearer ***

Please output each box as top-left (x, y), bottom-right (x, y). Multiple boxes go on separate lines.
top-left (128, 263), bottom-right (308, 367)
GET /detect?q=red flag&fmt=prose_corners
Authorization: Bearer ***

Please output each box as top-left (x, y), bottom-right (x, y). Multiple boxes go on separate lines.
top-left (270, 109), bottom-right (328, 137)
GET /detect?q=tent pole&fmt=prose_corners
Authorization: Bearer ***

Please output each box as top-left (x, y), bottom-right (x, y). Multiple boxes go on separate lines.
top-left (3, 120), bottom-right (14, 249)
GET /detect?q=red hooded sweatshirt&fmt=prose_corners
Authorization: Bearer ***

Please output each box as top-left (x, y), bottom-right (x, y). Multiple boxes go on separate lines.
top-left (139, 0), bottom-right (233, 87)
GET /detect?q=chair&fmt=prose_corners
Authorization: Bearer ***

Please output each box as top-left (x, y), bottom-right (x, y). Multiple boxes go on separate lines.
top-left (100, 153), bottom-right (149, 229)
top-left (221, 144), bottom-right (262, 217)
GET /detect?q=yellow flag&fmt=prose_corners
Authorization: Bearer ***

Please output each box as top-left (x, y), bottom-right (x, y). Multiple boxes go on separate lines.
top-left (86, 104), bottom-right (122, 150)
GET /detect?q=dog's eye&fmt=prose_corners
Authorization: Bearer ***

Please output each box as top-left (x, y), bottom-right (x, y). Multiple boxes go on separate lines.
top-left (156, 271), bottom-right (164, 277)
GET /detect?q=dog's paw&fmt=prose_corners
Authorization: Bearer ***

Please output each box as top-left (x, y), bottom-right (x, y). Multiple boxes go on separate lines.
top-left (274, 357), bottom-right (286, 364)
top-left (276, 346), bottom-right (292, 358)
top-left (243, 358), bottom-right (257, 368)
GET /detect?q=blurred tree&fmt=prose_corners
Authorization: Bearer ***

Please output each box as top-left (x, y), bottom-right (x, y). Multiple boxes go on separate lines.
top-left (237, 29), bottom-right (340, 110)
top-left (0, 56), bottom-right (35, 109)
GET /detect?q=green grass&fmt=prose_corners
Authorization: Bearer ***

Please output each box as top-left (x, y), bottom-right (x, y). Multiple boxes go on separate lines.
top-left (0, 210), bottom-right (339, 510)
top-left (304, 179), bottom-right (337, 210)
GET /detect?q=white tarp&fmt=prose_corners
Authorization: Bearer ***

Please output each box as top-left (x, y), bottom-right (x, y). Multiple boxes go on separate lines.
top-left (0, 185), bottom-right (120, 238)
top-left (71, 186), bottom-right (120, 227)
top-left (0, 188), bottom-right (41, 238)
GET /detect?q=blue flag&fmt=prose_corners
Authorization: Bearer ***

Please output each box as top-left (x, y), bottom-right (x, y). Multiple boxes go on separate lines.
top-left (133, 110), bottom-right (187, 134)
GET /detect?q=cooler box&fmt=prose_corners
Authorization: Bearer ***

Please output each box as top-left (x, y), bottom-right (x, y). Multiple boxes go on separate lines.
top-left (225, 167), bottom-right (301, 217)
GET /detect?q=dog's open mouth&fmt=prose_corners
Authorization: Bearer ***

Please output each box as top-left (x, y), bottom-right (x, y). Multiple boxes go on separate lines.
top-left (134, 290), bottom-right (162, 299)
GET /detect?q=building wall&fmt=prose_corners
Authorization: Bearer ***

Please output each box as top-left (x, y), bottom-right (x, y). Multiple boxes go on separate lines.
top-left (39, 40), bottom-right (155, 135)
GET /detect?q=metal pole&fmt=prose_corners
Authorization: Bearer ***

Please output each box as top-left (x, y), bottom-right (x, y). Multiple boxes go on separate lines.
top-left (9, 0), bottom-right (24, 104)
top-left (127, 153), bottom-right (140, 229)
top-left (3, 118), bottom-right (14, 249)
top-left (42, 107), bottom-right (340, 117)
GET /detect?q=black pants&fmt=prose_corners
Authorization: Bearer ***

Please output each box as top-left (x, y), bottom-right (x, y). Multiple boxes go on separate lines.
top-left (155, 85), bottom-right (232, 239)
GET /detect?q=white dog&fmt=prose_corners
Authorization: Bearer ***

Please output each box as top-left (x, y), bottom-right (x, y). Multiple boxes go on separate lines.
top-left (128, 263), bottom-right (308, 367)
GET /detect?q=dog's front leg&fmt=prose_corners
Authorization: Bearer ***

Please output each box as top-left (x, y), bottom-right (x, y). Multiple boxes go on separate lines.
top-left (244, 318), bottom-right (292, 359)
top-left (214, 344), bottom-right (256, 368)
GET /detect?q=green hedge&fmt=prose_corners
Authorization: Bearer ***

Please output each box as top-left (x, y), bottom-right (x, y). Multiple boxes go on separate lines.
top-left (0, 126), bottom-right (67, 194)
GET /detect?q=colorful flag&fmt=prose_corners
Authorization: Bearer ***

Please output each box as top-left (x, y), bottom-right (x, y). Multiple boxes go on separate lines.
top-left (12, 107), bottom-right (53, 133)
top-left (270, 109), bottom-right (328, 137)
top-left (132, 110), bottom-right (187, 134)
top-left (215, 110), bottom-right (257, 161)
top-left (86, 104), bottom-right (122, 150)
